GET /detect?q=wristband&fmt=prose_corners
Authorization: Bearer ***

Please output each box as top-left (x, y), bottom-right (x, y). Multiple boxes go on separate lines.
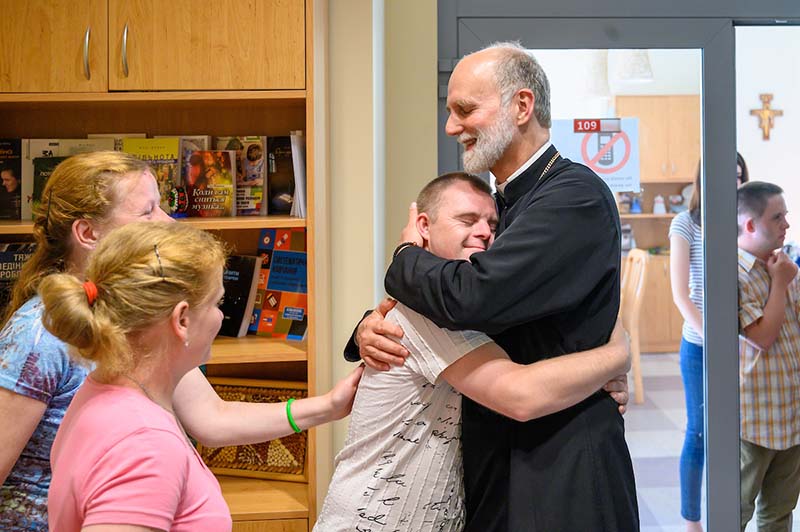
top-left (393, 241), bottom-right (418, 259)
top-left (286, 398), bottom-right (302, 433)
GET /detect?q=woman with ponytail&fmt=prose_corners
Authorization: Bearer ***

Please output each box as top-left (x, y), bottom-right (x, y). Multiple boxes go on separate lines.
top-left (42, 222), bottom-right (231, 530)
top-left (0, 152), bottom-right (361, 531)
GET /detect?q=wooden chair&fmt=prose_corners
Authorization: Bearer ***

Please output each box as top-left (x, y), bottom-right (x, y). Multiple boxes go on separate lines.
top-left (620, 249), bottom-right (648, 404)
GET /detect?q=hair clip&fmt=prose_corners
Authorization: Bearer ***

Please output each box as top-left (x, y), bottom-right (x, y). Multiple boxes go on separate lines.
top-left (153, 244), bottom-right (165, 279)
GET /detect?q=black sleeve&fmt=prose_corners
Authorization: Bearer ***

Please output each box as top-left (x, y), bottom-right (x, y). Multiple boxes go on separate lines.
top-left (342, 309), bottom-right (373, 362)
top-left (384, 172), bottom-right (619, 335)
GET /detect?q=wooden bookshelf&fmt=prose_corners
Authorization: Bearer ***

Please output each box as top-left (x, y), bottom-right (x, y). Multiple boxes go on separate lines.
top-left (0, 216), bottom-right (306, 236)
top-left (0, 91), bottom-right (306, 104)
top-left (210, 338), bottom-right (307, 365)
top-left (1, 1), bottom-right (322, 530)
top-left (219, 476), bottom-right (308, 521)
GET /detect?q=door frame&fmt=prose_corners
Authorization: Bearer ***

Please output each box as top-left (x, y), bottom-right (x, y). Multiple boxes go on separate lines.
top-left (438, 3), bottom-right (799, 529)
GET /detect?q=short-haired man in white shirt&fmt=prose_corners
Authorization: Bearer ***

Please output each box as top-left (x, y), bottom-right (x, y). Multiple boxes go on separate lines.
top-left (314, 172), bottom-right (630, 532)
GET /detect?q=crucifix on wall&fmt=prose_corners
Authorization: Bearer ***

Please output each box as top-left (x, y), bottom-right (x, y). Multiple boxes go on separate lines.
top-left (750, 93), bottom-right (783, 140)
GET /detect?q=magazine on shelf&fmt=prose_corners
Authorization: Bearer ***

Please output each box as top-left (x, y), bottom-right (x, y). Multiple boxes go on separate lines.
top-left (215, 136), bottom-right (266, 216)
top-left (181, 150), bottom-right (237, 218)
top-left (87, 133), bottom-right (147, 151)
top-left (289, 131), bottom-right (307, 218)
top-left (0, 139), bottom-right (23, 220)
top-left (250, 227), bottom-right (307, 341)
top-left (266, 136), bottom-right (295, 216)
top-left (122, 137), bottom-right (181, 216)
top-left (0, 242), bottom-right (37, 312)
top-left (22, 138), bottom-right (116, 220)
top-left (218, 255), bottom-right (264, 338)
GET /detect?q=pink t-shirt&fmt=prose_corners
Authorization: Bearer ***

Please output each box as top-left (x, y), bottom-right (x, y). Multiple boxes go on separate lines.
top-left (48, 376), bottom-right (232, 532)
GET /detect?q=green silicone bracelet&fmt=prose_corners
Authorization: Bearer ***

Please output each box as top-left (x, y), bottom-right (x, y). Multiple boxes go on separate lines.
top-left (286, 398), bottom-right (302, 433)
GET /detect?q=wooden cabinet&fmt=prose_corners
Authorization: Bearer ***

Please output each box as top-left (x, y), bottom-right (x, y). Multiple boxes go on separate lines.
top-left (0, 0), bottom-right (304, 93)
top-left (615, 95), bottom-right (701, 352)
top-left (108, 0), bottom-right (305, 91)
top-left (0, 1), bottom-right (321, 529)
top-left (638, 253), bottom-right (684, 353)
top-left (0, 0), bottom-right (108, 92)
top-left (615, 95), bottom-right (700, 182)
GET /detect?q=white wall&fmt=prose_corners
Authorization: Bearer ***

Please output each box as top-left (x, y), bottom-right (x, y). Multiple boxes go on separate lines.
top-left (529, 48), bottom-right (701, 121)
top-left (736, 27), bottom-right (800, 242)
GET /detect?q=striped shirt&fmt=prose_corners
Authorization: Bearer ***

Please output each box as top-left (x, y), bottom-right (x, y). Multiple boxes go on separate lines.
top-left (738, 248), bottom-right (800, 450)
top-left (669, 211), bottom-right (704, 345)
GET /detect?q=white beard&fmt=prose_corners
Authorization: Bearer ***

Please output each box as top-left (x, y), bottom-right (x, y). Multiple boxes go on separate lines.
top-left (460, 108), bottom-right (516, 174)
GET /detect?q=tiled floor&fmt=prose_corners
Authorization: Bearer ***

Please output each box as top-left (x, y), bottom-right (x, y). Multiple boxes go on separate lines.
top-left (628, 352), bottom-right (800, 531)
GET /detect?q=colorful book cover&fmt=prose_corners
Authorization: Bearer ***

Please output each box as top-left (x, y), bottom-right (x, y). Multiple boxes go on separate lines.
top-left (179, 150), bottom-right (237, 218)
top-left (251, 227), bottom-right (307, 340)
top-left (266, 136), bottom-right (295, 215)
top-left (0, 242), bottom-right (37, 312)
top-left (0, 139), bottom-right (23, 220)
top-left (22, 138), bottom-right (116, 220)
top-left (122, 137), bottom-right (181, 216)
top-left (216, 136), bottom-right (266, 216)
top-left (32, 156), bottom-right (69, 215)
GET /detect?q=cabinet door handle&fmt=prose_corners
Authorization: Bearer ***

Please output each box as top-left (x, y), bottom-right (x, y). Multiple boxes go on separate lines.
top-left (661, 162), bottom-right (667, 175)
top-left (83, 26), bottom-right (91, 80)
top-left (122, 23), bottom-right (129, 78)
top-left (672, 162), bottom-right (677, 174)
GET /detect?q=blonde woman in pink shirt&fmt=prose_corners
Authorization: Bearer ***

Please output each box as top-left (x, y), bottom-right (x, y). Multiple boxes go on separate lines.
top-left (39, 222), bottom-right (358, 532)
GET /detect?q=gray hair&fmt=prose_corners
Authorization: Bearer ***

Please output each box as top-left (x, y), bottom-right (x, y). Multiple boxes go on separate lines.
top-left (482, 41), bottom-right (551, 128)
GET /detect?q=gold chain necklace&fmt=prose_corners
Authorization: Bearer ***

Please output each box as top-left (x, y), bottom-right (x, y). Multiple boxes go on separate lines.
top-left (538, 151), bottom-right (560, 182)
top-left (122, 374), bottom-right (194, 447)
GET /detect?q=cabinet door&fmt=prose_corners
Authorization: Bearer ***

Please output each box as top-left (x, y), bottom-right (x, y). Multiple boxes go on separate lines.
top-left (666, 95), bottom-right (701, 181)
top-left (108, 0), bottom-right (305, 91)
top-left (0, 0), bottom-right (107, 92)
top-left (615, 96), bottom-right (670, 182)
top-left (640, 254), bottom-right (681, 352)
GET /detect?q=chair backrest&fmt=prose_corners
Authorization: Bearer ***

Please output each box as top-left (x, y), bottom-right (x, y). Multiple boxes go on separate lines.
top-left (620, 249), bottom-right (648, 331)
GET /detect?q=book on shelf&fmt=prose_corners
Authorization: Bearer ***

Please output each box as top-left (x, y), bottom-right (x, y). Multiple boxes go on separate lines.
top-left (215, 136), bottom-right (267, 216)
top-left (0, 242), bottom-right (36, 312)
top-left (122, 137), bottom-right (181, 216)
top-left (87, 133), bottom-right (147, 151)
top-left (0, 139), bottom-right (23, 220)
top-left (289, 131), bottom-right (307, 219)
top-left (217, 255), bottom-right (264, 338)
top-left (266, 136), bottom-right (295, 216)
top-left (179, 150), bottom-right (237, 218)
top-left (250, 227), bottom-right (308, 341)
top-left (22, 138), bottom-right (116, 220)
top-left (32, 156), bottom-right (69, 215)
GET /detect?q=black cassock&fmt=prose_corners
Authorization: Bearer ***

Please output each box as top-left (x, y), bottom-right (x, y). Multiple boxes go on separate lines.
top-left (382, 145), bottom-right (639, 532)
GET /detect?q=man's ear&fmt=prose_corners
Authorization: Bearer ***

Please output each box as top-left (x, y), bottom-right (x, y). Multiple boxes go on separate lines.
top-left (170, 301), bottom-right (191, 345)
top-left (514, 88), bottom-right (536, 126)
top-left (417, 212), bottom-right (432, 242)
top-left (71, 219), bottom-right (100, 252)
top-left (745, 217), bottom-right (757, 234)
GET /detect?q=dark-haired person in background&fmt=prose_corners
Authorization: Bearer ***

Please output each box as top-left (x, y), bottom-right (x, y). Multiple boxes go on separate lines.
top-left (669, 152), bottom-right (750, 531)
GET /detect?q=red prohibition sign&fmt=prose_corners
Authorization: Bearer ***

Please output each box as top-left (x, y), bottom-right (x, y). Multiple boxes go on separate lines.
top-left (580, 131), bottom-right (631, 174)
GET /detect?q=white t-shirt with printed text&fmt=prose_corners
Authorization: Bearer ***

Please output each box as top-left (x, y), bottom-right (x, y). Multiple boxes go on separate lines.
top-left (314, 303), bottom-right (492, 531)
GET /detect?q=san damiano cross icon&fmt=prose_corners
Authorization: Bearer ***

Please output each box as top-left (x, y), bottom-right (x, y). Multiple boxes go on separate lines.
top-left (750, 93), bottom-right (783, 141)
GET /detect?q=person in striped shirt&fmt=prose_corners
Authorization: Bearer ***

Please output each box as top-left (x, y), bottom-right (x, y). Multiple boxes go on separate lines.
top-left (737, 181), bottom-right (800, 532)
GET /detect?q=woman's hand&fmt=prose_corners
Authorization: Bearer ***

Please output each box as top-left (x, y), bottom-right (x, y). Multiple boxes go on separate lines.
top-left (327, 364), bottom-right (365, 420)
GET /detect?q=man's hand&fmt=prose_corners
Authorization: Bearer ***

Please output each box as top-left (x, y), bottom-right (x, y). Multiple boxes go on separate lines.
top-left (356, 298), bottom-right (409, 371)
top-left (399, 202), bottom-right (424, 248)
top-left (603, 374), bottom-right (629, 415)
top-left (766, 251), bottom-right (798, 288)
